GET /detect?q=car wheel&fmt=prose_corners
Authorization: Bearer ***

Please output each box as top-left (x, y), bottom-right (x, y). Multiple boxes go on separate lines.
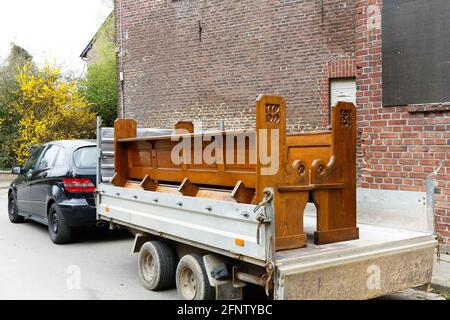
top-left (176, 254), bottom-right (215, 300)
top-left (48, 203), bottom-right (73, 244)
top-left (8, 193), bottom-right (24, 224)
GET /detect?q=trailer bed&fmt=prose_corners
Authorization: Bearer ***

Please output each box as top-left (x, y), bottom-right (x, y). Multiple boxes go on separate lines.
top-left (97, 183), bottom-right (435, 300)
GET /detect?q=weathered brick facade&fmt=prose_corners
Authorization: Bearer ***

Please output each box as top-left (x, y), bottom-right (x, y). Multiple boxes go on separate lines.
top-left (356, 0), bottom-right (450, 245)
top-left (115, 0), bottom-right (450, 245)
top-left (115, 0), bottom-right (356, 131)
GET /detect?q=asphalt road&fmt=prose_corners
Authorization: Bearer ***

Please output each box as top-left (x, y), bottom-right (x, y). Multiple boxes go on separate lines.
top-left (0, 188), bottom-right (445, 300)
top-left (0, 189), bottom-right (178, 300)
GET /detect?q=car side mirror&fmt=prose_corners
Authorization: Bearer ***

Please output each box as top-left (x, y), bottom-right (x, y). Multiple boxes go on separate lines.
top-left (12, 167), bottom-right (23, 175)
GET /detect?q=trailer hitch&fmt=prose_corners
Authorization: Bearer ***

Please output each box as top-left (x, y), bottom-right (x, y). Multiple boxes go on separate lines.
top-left (232, 262), bottom-right (275, 297)
top-left (262, 262), bottom-right (275, 297)
top-left (254, 190), bottom-right (273, 245)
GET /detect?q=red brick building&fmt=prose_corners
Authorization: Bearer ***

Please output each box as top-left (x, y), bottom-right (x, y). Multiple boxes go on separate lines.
top-left (114, 0), bottom-right (449, 247)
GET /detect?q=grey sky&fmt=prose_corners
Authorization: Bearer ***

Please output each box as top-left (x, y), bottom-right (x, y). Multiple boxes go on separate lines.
top-left (0, 0), bottom-right (113, 75)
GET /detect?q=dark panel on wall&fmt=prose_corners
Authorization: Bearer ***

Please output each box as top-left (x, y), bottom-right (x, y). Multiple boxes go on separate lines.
top-left (382, 0), bottom-right (450, 106)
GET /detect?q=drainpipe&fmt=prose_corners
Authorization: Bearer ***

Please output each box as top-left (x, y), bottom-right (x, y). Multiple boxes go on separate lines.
top-left (118, 0), bottom-right (125, 118)
top-left (426, 161), bottom-right (445, 264)
top-left (120, 71), bottom-right (125, 118)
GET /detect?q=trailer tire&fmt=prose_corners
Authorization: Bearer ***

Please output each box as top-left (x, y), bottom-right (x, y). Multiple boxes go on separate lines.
top-left (176, 254), bottom-right (215, 300)
top-left (138, 241), bottom-right (176, 291)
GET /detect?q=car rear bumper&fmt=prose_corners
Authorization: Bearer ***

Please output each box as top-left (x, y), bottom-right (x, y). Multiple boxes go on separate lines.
top-left (59, 203), bottom-right (97, 227)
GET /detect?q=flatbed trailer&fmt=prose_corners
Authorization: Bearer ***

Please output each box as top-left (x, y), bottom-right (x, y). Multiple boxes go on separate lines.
top-left (95, 121), bottom-right (436, 300)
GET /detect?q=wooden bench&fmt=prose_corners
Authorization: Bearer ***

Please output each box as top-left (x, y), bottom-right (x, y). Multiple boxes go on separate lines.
top-left (112, 95), bottom-right (358, 251)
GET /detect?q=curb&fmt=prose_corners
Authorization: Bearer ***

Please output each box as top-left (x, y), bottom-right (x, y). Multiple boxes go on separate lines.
top-left (431, 256), bottom-right (450, 296)
top-left (430, 283), bottom-right (450, 296)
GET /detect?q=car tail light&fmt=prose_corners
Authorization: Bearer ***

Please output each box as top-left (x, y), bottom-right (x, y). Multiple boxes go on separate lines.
top-left (63, 178), bottom-right (95, 193)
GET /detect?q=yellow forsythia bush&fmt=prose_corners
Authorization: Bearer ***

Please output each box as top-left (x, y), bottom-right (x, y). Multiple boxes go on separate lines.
top-left (14, 64), bottom-right (96, 164)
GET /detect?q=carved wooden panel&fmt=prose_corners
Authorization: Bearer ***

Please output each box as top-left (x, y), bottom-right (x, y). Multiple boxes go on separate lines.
top-left (339, 109), bottom-right (352, 128)
top-left (265, 104), bottom-right (281, 124)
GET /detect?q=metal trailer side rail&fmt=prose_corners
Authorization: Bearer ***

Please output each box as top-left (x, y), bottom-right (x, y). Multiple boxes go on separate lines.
top-left (96, 118), bottom-right (173, 185)
top-left (97, 183), bottom-right (273, 267)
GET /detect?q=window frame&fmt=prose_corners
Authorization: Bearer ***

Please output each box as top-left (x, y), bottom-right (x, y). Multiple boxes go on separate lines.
top-left (73, 146), bottom-right (97, 169)
top-left (36, 144), bottom-right (63, 171)
top-left (53, 146), bottom-right (67, 168)
top-left (23, 146), bottom-right (46, 172)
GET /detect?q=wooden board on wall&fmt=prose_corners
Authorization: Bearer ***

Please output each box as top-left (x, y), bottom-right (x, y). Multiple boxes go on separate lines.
top-left (382, 0), bottom-right (450, 106)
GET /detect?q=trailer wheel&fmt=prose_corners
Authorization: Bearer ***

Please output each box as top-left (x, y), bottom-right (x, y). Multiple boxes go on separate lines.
top-left (176, 254), bottom-right (215, 300)
top-left (138, 241), bottom-right (176, 291)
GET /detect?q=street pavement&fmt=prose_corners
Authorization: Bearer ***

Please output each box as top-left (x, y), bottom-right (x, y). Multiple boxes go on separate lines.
top-left (0, 189), bottom-right (178, 300)
top-left (0, 189), bottom-right (446, 300)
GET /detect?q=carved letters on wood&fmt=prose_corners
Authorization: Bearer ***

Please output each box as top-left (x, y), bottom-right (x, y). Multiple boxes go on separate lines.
top-left (340, 109), bottom-right (352, 128)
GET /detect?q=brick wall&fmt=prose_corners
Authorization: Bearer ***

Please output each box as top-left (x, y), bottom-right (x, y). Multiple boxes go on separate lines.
top-left (356, 0), bottom-right (450, 244)
top-left (115, 0), bottom-right (356, 132)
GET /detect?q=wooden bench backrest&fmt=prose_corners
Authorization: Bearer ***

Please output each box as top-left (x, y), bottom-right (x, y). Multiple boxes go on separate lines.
top-left (114, 131), bottom-right (333, 192)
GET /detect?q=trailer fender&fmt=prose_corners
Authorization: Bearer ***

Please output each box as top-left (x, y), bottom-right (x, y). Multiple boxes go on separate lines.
top-left (203, 254), bottom-right (232, 287)
top-left (132, 233), bottom-right (154, 254)
top-left (203, 254), bottom-right (245, 300)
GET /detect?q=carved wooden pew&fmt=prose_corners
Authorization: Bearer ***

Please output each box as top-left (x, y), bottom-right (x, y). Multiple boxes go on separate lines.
top-left (112, 95), bottom-right (358, 251)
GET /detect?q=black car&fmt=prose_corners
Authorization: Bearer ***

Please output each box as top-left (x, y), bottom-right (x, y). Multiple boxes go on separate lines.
top-left (8, 140), bottom-right (97, 244)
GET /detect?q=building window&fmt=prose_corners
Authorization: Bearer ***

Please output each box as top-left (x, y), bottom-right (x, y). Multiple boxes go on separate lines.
top-left (329, 78), bottom-right (356, 124)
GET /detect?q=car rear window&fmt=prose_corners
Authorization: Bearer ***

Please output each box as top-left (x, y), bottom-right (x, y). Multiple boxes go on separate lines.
top-left (73, 147), bottom-right (97, 168)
